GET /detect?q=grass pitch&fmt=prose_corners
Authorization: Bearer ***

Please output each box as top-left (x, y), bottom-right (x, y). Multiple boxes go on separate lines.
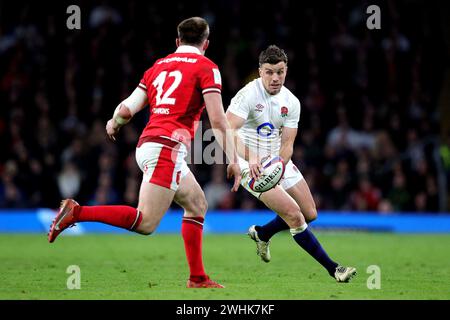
top-left (0, 232), bottom-right (449, 300)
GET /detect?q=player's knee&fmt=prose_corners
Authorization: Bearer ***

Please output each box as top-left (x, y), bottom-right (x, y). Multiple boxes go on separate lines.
top-left (135, 214), bottom-right (157, 235)
top-left (305, 207), bottom-right (318, 222)
top-left (290, 214), bottom-right (305, 228)
top-left (139, 229), bottom-right (154, 236)
top-left (136, 223), bottom-right (155, 235)
top-left (284, 205), bottom-right (304, 228)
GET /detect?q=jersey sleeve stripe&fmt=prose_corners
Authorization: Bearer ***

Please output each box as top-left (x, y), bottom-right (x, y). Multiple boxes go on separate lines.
top-left (202, 88), bottom-right (221, 95)
top-left (139, 83), bottom-right (147, 90)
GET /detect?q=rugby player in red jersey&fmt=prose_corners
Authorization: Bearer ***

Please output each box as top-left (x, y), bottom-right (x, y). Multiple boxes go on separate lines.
top-left (48, 17), bottom-right (241, 288)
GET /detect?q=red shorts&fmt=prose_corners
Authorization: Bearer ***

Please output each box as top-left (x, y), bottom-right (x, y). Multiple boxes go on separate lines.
top-left (135, 136), bottom-right (190, 191)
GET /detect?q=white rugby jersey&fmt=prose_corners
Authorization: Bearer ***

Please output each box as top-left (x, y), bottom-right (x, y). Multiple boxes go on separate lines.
top-left (227, 78), bottom-right (301, 157)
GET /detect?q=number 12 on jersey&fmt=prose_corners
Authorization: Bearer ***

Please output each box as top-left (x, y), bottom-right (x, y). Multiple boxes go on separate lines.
top-left (152, 70), bottom-right (182, 105)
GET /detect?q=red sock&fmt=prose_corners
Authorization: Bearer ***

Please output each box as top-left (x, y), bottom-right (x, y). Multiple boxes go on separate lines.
top-left (76, 205), bottom-right (142, 231)
top-left (182, 216), bottom-right (207, 282)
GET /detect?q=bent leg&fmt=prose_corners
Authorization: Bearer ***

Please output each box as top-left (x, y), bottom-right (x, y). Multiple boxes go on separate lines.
top-left (253, 178), bottom-right (318, 241)
top-left (286, 179), bottom-right (318, 222)
top-left (260, 185), bottom-right (305, 227)
top-left (253, 160), bottom-right (315, 240)
top-left (49, 185), bottom-right (168, 242)
top-left (135, 180), bottom-right (175, 235)
top-left (255, 186), bottom-right (305, 241)
top-left (260, 186), bottom-right (338, 276)
top-left (77, 180), bottom-right (175, 236)
top-left (48, 198), bottom-right (145, 243)
top-left (76, 204), bottom-right (143, 231)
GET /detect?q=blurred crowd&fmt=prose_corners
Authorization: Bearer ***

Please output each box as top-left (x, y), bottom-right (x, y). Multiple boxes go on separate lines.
top-left (0, 0), bottom-right (449, 213)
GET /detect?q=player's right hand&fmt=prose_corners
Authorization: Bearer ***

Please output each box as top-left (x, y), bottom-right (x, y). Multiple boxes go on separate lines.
top-left (227, 163), bottom-right (242, 192)
top-left (106, 119), bottom-right (120, 141)
top-left (248, 157), bottom-right (262, 180)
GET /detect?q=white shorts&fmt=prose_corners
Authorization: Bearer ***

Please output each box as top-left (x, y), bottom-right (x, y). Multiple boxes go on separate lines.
top-left (135, 137), bottom-right (190, 191)
top-left (238, 156), bottom-right (304, 198)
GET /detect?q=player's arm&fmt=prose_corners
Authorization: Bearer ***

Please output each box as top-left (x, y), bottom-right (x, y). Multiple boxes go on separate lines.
top-left (226, 111), bottom-right (252, 161)
top-left (106, 87), bottom-right (148, 141)
top-left (204, 92), bottom-right (241, 192)
top-left (280, 97), bottom-right (301, 163)
top-left (279, 127), bottom-right (298, 164)
top-left (226, 111), bottom-right (262, 179)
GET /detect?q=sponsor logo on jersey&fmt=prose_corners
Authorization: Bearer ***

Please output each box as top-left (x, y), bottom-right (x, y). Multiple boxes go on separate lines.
top-left (256, 122), bottom-right (275, 137)
top-left (255, 104), bottom-right (265, 112)
top-left (152, 108), bottom-right (170, 115)
top-left (281, 106), bottom-right (288, 117)
top-left (212, 68), bottom-right (222, 85)
top-left (157, 57), bottom-right (197, 64)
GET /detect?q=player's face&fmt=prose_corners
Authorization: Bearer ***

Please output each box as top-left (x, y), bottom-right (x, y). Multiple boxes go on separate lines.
top-left (259, 62), bottom-right (287, 95)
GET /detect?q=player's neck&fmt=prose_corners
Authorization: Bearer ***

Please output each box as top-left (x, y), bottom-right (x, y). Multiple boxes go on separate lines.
top-left (259, 78), bottom-right (281, 97)
top-left (176, 45), bottom-right (203, 55)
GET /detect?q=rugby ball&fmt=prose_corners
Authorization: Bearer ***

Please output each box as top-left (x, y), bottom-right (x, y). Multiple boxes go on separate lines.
top-left (248, 156), bottom-right (285, 193)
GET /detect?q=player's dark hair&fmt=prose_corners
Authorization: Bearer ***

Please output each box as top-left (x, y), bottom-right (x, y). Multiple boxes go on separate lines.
top-left (259, 45), bottom-right (288, 66)
top-left (177, 17), bottom-right (210, 46)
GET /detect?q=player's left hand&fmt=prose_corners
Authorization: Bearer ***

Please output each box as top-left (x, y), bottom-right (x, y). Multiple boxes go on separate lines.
top-left (227, 163), bottom-right (242, 192)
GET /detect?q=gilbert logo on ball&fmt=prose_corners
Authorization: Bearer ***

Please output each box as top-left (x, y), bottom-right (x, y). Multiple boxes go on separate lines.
top-left (248, 156), bottom-right (285, 193)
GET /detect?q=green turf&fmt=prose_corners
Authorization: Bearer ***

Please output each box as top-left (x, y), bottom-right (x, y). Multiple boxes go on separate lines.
top-left (0, 232), bottom-right (449, 300)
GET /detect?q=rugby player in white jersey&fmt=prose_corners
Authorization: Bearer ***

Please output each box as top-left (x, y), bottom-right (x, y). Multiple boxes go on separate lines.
top-left (226, 45), bottom-right (356, 282)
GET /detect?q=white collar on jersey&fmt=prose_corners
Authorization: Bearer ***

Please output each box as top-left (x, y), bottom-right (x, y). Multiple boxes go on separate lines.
top-left (175, 45), bottom-right (202, 55)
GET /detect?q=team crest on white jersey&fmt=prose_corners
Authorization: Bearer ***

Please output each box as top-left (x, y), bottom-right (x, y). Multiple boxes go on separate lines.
top-left (281, 106), bottom-right (288, 117)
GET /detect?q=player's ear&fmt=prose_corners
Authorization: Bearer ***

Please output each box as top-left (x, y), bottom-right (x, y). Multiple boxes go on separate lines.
top-left (176, 38), bottom-right (181, 47)
top-left (202, 39), bottom-right (209, 51)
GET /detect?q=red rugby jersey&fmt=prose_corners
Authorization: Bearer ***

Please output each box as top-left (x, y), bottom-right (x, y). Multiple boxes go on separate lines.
top-left (138, 45), bottom-right (222, 146)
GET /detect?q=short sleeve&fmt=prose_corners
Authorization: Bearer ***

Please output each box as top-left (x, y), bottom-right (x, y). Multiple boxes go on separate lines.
top-left (199, 61), bottom-right (222, 95)
top-left (283, 98), bottom-right (301, 128)
top-left (227, 88), bottom-right (251, 120)
top-left (138, 68), bottom-right (150, 92)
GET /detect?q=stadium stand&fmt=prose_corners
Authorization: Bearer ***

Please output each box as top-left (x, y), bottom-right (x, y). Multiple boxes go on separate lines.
top-left (0, 0), bottom-right (449, 213)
